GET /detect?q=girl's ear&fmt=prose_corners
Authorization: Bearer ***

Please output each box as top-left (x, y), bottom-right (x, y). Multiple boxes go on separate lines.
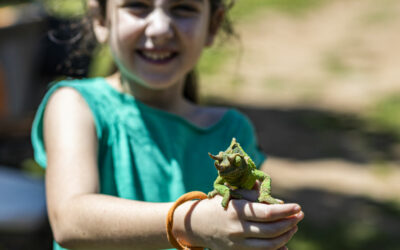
top-left (206, 7), bottom-right (225, 47)
top-left (88, 0), bottom-right (109, 44)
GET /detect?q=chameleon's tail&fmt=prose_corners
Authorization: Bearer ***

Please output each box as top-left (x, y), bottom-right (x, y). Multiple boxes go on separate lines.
top-left (166, 191), bottom-right (208, 250)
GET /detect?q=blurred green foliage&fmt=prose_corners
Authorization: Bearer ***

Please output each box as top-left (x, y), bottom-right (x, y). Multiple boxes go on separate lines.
top-left (88, 45), bottom-right (115, 77)
top-left (21, 158), bottom-right (45, 178)
top-left (197, 45), bottom-right (235, 75)
top-left (231, 0), bottom-right (327, 20)
top-left (41, 0), bottom-right (85, 18)
top-left (0, 0), bottom-right (30, 7)
top-left (366, 95), bottom-right (400, 140)
top-left (323, 53), bottom-right (352, 76)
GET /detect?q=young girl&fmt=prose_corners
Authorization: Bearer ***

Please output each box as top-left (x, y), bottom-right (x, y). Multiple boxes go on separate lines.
top-left (32, 0), bottom-right (304, 249)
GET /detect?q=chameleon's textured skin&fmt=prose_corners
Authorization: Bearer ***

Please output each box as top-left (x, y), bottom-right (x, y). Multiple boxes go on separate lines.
top-left (208, 138), bottom-right (280, 208)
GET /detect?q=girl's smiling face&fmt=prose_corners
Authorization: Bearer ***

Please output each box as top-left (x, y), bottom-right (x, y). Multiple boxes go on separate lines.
top-left (99, 0), bottom-right (217, 89)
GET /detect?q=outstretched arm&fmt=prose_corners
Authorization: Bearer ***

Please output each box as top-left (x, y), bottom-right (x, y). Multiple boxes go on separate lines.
top-left (44, 88), bottom-right (302, 249)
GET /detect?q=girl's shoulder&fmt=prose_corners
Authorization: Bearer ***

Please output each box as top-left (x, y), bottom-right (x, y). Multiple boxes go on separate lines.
top-left (36, 77), bottom-right (116, 138)
top-left (198, 105), bottom-right (248, 119)
top-left (201, 105), bottom-right (229, 118)
top-left (191, 105), bottom-right (247, 129)
top-left (45, 77), bottom-right (120, 112)
top-left (48, 77), bottom-right (107, 93)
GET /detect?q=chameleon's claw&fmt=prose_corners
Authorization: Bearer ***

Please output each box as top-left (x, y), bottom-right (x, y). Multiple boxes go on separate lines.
top-left (258, 195), bottom-right (282, 204)
top-left (207, 190), bottom-right (218, 198)
top-left (221, 193), bottom-right (230, 209)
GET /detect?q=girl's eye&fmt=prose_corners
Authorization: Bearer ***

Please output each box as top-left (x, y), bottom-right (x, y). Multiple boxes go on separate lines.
top-left (171, 4), bottom-right (198, 16)
top-left (123, 2), bottom-right (151, 14)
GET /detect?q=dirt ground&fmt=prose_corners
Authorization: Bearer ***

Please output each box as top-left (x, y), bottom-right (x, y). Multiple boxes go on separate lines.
top-left (203, 0), bottom-right (400, 112)
top-left (201, 0), bottom-right (400, 249)
top-left (202, 0), bottom-right (400, 202)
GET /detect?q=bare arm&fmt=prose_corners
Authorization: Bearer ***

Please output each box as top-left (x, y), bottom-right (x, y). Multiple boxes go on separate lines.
top-left (43, 87), bottom-right (183, 249)
top-left (44, 87), bottom-right (303, 250)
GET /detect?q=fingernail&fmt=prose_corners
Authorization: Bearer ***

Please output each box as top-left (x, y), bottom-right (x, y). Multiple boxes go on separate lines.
top-left (293, 205), bottom-right (301, 212)
top-left (297, 211), bottom-right (304, 219)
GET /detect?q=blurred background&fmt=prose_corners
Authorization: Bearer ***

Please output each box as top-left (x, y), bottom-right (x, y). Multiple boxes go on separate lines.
top-left (0, 0), bottom-right (399, 249)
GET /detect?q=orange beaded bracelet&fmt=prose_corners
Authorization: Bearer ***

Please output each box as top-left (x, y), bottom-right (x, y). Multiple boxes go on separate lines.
top-left (166, 191), bottom-right (208, 250)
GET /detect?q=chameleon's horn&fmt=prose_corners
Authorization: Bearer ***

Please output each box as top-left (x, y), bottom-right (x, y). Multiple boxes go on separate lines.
top-left (214, 161), bottom-right (222, 171)
top-left (208, 152), bottom-right (223, 161)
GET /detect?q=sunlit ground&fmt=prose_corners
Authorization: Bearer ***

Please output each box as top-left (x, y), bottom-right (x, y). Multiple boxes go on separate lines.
top-left (199, 0), bottom-right (400, 249)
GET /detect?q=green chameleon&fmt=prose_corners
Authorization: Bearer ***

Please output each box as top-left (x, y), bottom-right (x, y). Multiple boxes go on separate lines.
top-left (208, 138), bottom-right (281, 208)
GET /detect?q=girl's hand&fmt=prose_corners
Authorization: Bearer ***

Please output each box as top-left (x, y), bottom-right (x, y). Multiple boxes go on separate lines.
top-left (175, 195), bottom-right (304, 250)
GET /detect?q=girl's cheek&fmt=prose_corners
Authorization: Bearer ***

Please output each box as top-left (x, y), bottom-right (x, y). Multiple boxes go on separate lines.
top-left (176, 19), bottom-right (208, 42)
top-left (116, 12), bottom-right (146, 41)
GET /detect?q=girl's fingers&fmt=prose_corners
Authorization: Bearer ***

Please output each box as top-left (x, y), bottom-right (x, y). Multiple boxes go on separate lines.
top-left (243, 226), bottom-right (298, 249)
top-left (231, 200), bottom-right (303, 222)
top-left (242, 214), bottom-right (302, 238)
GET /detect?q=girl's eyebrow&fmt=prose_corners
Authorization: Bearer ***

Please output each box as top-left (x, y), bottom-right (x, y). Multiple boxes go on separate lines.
top-left (117, 0), bottom-right (204, 4)
top-left (171, 0), bottom-right (205, 3)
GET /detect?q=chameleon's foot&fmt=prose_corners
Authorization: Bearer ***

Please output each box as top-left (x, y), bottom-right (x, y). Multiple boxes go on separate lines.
top-left (208, 190), bottom-right (231, 209)
top-left (258, 194), bottom-right (282, 204)
top-left (221, 200), bottom-right (229, 209)
top-left (221, 193), bottom-right (231, 209)
top-left (219, 193), bottom-right (243, 209)
top-left (207, 190), bottom-right (218, 198)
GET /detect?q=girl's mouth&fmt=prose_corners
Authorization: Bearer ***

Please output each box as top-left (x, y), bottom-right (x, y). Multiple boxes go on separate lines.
top-left (136, 50), bottom-right (178, 64)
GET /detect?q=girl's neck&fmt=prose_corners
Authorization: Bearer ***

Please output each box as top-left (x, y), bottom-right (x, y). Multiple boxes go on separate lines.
top-left (106, 73), bottom-right (229, 129)
top-left (106, 73), bottom-right (193, 116)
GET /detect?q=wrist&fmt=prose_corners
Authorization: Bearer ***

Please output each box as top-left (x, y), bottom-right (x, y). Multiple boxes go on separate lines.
top-left (172, 199), bottom-right (206, 248)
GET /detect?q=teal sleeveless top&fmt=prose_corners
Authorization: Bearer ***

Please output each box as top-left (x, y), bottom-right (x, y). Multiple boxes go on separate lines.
top-left (31, 77), bottom-right (265, 250)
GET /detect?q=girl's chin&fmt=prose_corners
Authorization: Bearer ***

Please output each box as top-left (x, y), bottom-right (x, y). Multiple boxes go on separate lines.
top-left (134, 71), bottom-right (185, 87)
top-left (140, 79), bottom-right (179, 90)
top-left (133, 75), bottom-right (181, 89)
top-left (119, 69), bottom-right (179, 88)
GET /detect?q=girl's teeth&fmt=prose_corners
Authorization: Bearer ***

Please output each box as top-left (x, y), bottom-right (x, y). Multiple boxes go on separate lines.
top-left (143, 51), bottom-right (173, 60)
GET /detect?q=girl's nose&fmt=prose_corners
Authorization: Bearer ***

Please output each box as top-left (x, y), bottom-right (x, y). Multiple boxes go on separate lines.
top-left (145, 9), bottom-right (174, 44)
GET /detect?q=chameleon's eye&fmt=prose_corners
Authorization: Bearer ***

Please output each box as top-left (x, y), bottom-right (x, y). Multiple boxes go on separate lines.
top-left (234, 156), bottom-right (241, 166)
